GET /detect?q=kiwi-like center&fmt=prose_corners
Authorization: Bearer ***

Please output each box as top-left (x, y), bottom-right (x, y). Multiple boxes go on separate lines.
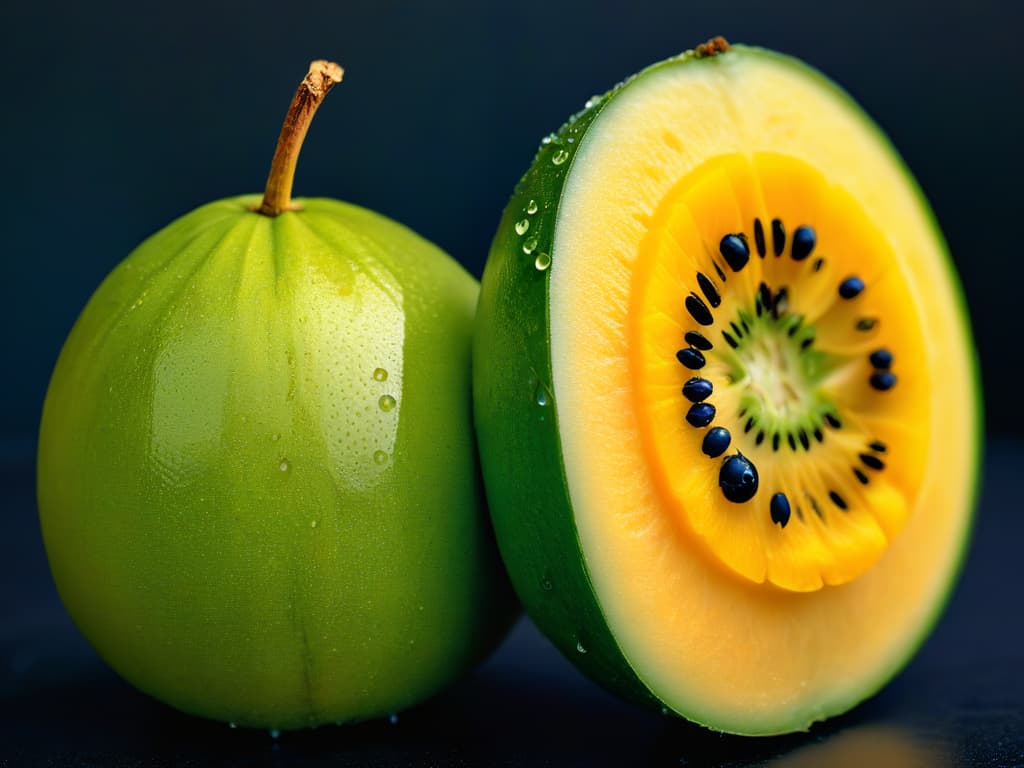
top-left (628, 152), bottom-right (931, 592)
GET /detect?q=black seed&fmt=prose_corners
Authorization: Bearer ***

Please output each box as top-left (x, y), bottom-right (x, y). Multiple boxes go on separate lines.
top-left (744, 417), bottom-right (754, 433)
top-left (719, 453), bottom-right (759, 503)
top-left (798, 430), bottom-right (810, 450)
top-left (759, 282), bottom-right (772, 312)
top-left (686, 402), bottom-right (716, 428)
top-left (772, 433), bottom-right (780, 451)
top-left (682, 377), bottom-right (713, 402)
top-left (870, 371), bottom-right (897, 391)
top-left (754, 218), bottom-right (766, 257)
top-left (772, 287), bottom-right (788, 318)
top-left (676, 347), bottom-right (706, 370)
top-left (731, 321), bottom-right (744, 339)
top-left (741, 318), bottom-right (750, 334)
top-left (813, 428), bottom-right (824, 443)
top-left (869, 440), bottom-right (888, 453)
top-left (713, 261), bottom-right (727, 282)
top-left (829, 490), bottom-right (848, 510)
top-left (770, 492), bottom-right (791, 528)
top-left (685, 294), bottom-right (714, 326)
top-left (860, 453), bottom-right (886, 471)
top-left (719, 234), bottom-right (750, 272)
top-left (756, 298), bottom-right (763, 317)
top-left (810, 496), bottom-right (824, 519)
top-left (722, 331), bottom-right (739, 349)
top-left (869, 348), bottom-right (894, 369)
top-left (771, 218), bottom-right (785, 256)
top-left (795, 504), bottom-right (805, 521)
top-left (791, 226), bottom-right (816, 261)
top-left (813, 257), bottom-right (824, 272)
top-left (685, 330), bottom-right (713, 351)
top-left (787, 433), bottom-right (797, 451)
top-left (801, 336), bottom-right (814, 350)
top-left (825, 413), bottom-right (842, 429)
top-left (756, 430), bottom-right (765, 445)
top-left (853, 467), bottom-right (869, 485)
top-left (856, 317), bottom-right (878, 332)
top-left (696, 272), bottom-right (721, 308)
top-left (738, 407), bottom-right (747, 418)
top-left (702, 427), bottom-right (731, 458)
top-left (839, 276), bottom-right (865, 299)
top-left (787, 318), bottom-right (801, 337)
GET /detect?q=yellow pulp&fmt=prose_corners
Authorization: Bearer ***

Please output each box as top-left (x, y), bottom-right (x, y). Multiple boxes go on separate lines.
top-left (549, 50), bottom-right (976, 732)
top-left (629, 152), bottom-right (929, 591)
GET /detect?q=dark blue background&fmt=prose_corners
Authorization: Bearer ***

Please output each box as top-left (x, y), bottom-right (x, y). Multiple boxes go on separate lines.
top-left (3, 1), bottom-right (1023, 765)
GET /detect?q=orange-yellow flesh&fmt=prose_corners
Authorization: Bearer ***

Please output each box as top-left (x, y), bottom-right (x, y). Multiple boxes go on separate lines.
top-left (549, 50), bottom-right (976, 733)
top-left (629, 152), bottom-right (929, 592)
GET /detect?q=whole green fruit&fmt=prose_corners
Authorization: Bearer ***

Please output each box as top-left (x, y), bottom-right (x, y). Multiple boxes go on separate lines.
top-left (38, 61), bottom-right (514, 729)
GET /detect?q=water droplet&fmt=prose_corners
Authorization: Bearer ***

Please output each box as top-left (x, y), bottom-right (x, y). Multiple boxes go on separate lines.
top-left (372, 367), bottom-right (388, 382)
top-left (534, 252), bottom-right (551, 271)
top-left (552, 148), bottom-right (570, 165)
top-left (269, 728), bottom-right (281, 739)
top-left (378, 394), bottom-right (396, 412)
top-left (534, 382), bottom-right (550, 407)
top-left (515, 218), bottom-right (530, 235)
top-left (522, 236), bottom-right (539, 255)
top-left (388, 713), bottom-right (399, 725)
top-left (660, 706), bottom-right (670, 716)
top-left (373, 450), bottom-right (389, 465)
top-left (576, 641), bottom-right (587, 654)
top-left (271, 433), bottom-right (280, 442)
top-left (585, 95), bottom-right (599, 109)
top-left (229, 722), bottom-right (238, 729)
top-left (279, 460), bottom-right (290, 472)
top-left (310, 520), bottom-right (318, 528)
top-left (540, 570), bottom-right (553, 591)
top-left (526, 199), bottom-right (538, 215)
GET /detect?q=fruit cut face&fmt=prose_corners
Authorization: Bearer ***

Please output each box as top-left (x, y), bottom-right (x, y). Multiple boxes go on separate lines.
top-left (630, 151), bottom-right (929, 591)
top-left (546, 49), bottom-right (977, 732)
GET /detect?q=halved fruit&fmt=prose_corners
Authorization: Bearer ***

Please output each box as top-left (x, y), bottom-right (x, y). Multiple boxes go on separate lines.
top-left (473, 40), bottom-right (980, 735)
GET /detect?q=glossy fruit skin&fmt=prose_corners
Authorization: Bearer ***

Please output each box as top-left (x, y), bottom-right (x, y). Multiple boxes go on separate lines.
top-left (38, 195), bottom-right (516, 729)
top-left (473, 46), bottom-right (980, 734)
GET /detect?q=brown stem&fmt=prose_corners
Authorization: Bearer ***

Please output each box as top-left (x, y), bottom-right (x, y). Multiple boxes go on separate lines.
top-left (256, 60), bottom-right (344, 217)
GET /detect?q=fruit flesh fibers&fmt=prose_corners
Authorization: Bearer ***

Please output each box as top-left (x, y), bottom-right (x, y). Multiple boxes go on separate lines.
top-left (39, 196), bottom-right (514, 728)
top-left (474, 46), bottom-right (979, 734)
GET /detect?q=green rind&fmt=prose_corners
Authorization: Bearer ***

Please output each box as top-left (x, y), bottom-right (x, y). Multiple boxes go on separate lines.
top-left (39, 196), bottom-right (516, 729)
top-left (473, 44), bottom-right (981, 734)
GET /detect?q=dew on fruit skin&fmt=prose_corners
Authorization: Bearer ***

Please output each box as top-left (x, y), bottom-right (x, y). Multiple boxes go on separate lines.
top-left (540, 569), bottom-right (553, 591)
top-left (269, 728), bottom-right (281, 739)
top-left (515, 218), bottom-right (530, 235)
top-left (534, 252), bottom-right (551, 271)
top-left (372, 367), bottom-right (388, 382)
top-left (552, 148), bottom-right (570, 165)
top-left (534, 382), bottom-right (550, 407)
top-left (522, 236), bottom-right (539, 255)
top-left (378, 395), bottom-right (396, 412)
top-left (310, 520), bottom-right (318, 528)
top-left (279, 460), bottom-right (290, 472)
top-left (271, 433), bottom-right (281, 442)
top-left (373, 450), bottom-right (389, 465)
top-left (389, 713), bottom-right (399, 725)
top-left (229, 722), bottom-right (238, 729)
top-left (526, 199), bottom-right (539, 215)
top-left (576, 641), bottom-right (587, 654)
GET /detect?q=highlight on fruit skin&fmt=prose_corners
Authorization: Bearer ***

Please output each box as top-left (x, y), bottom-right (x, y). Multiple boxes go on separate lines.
top-left (37, 60), bottom-right (516, 730)
top-left (473, 38), bottom-right (980, 735)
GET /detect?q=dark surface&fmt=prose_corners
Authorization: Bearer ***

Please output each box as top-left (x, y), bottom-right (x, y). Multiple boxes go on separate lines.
top-left (2, 441), bottom-right (1022, 767)
top-left (1, 0), bottom-right (1023, 441)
